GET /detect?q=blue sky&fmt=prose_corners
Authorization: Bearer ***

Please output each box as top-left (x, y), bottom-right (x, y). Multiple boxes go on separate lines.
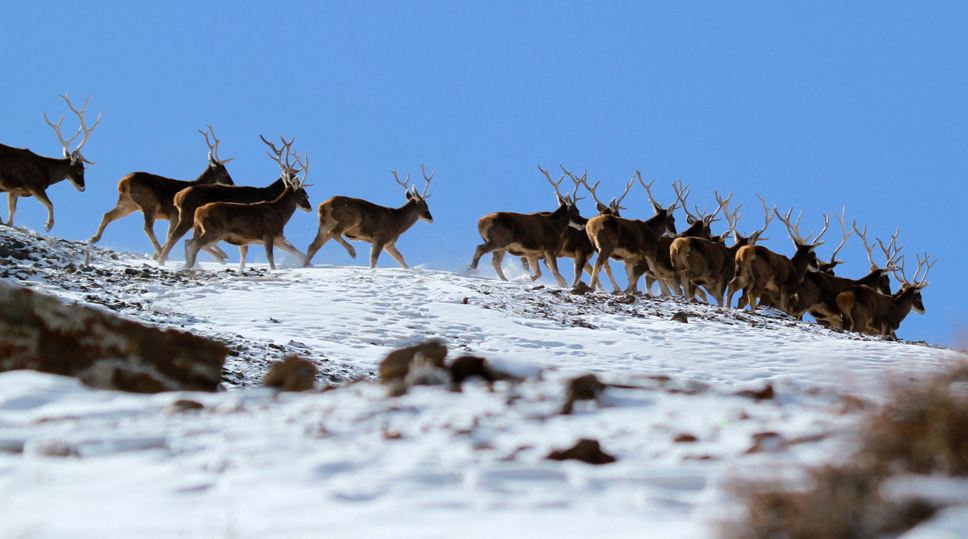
top-left (1, 2), bottom-right (965, 346)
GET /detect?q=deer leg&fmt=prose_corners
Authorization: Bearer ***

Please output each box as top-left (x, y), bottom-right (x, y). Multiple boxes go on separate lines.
top-left (274, 236), bottom-right (306, 261)
top-left (572, 253), bottom-right (588, 288)
top-left (89, 197), bottom-right (138, 243)
top-left (264, 235), bottom-right (276, 270)
top-left (329, 227), bottom-right (357, 259)
top-left (527, 256), bottom-right (543, 281)
top-left (520, 257), bottom-right (530, 273)
top-left (472, 241), bottom-right (499, 270)
top-left (33, 191), bottom-right (55, 232)
top-left (5, 193), bottom-right (18, 226)
top-left (490, 250), bottom-right (509, 281)
top-left (141, 209), bottom-right (165, 257)
top-left (369, 242), bottom-right (384, 268)
top-left (239, 245), bottom-right (248, 270)
top-left (543, 252), bottom-right (568, 288)
top-left (383, 243), bottom-right (409, 269)
top-left (184, 232), bottom-right (214, 270)
top-left (623, 261), bottom-right (640, 294)
top-left (589, 253), bottom-right (610, 291)
top-left (304, 228), bottom-right (331, 266)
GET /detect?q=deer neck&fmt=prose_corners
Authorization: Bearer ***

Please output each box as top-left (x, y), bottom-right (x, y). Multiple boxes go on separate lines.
top-left (643, 213), bottom-right (669, 236)
top-left (38, 155), bottom-right (73, 188)
top-left (548, 203), bottom-right (578, 233)
top-left (194, 164), bottom-right (223, 185)
top-left (891, 287), bottom-right (920, 322)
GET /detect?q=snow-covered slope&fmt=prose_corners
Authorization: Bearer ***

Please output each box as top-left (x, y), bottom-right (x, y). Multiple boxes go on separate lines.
top-left (0, 226), bottom-right (961, 538)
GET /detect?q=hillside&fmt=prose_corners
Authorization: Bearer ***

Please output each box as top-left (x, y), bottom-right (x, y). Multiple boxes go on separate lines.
top-left (0, 225), bottom-right (963, 538)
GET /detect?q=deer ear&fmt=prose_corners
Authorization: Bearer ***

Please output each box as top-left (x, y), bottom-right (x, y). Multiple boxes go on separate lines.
top-left (405, 190), bottom-right (414, 201)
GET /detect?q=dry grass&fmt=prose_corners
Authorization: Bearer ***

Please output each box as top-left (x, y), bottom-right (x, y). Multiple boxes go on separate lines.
top-left (722, 361), bottom-right (968, 539)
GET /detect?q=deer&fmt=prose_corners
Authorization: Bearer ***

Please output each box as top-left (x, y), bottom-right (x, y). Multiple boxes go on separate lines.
top-left (837, 253), bottom-right (934, 339)
top-left (156, 135), bottom-right (303, 266)
top-left (645, 180), bottom-right (727, 297)
top-left (585, 173), bottom-right (678, 294)
top-left (789, 214), bottom-right (900, 326)
top-left (670, 193), bottom-right (773, 306)
top-left (469, 165), bottom-right (585, 287)
top-left (727, 207), bottom-right (826, 313)
top-left (303, 164), bottom-right (435, 269)
top-left (0, 93), bottom-right (100, 231)
top-left (184, 135), bottom-right (311, 270)
top-left (89, 126), bottom-right (235, 262)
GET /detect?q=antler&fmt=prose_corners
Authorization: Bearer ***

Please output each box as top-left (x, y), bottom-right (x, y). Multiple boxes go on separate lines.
top-left (716, 191), bottom-right (743, 239)
top-left (776, 207), bottom-right (826, 247)
top-left (672, 181), bottom-right (701, 222)
top-left (893, 253), bottom-right (935, 287)
top-left (391, 170), bottom-right (412, 191)
top-left (749, 194), bottom-right (773, 242)
top-left (289, 150), bottom-right (311, 188)
top-left (876, 226), bottom-right (904, 272)
top-left (538, 165), bottom-right (568, 204)
top-left (824, 206), bottom-right (853, 267)
top-left (418, 163), bottom-right (435, 198)
top-left (259, 134), bottom-right (297, 183)
top-left (44, 92), bottom-right (102, 164)
top-left (579, 175), bottom-right (607, 210)
top-left (201, 125), bottom-right (234, 165)
top-left (559, 166), bottom-right (586, 204)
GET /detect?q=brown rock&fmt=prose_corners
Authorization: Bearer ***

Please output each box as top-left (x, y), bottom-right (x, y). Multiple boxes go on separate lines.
top-left (0, 281), bottom-right (226, 393)
top-left (379, 339), bottom-right (447, 382)
top-left (735, 384), bottom-right (775, 401)
top-left (264, 356), bottom-right (317, 392)
top-left (546, 438), bottom-right (616, 465)
top-left (561, 373), bottom-right (605, 415)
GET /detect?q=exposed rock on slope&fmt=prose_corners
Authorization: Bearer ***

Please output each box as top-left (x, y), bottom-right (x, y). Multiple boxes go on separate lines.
top-left (0, 280), bottom-right (226, 392)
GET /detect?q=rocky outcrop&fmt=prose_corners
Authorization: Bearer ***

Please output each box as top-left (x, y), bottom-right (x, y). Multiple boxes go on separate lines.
top-left (0, 281), bottom-right (226, 392)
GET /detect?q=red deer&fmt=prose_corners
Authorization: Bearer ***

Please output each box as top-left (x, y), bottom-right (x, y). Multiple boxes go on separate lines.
top-left (789, 215), bottom-right (900, 326)
top-left (670, 193), bottom-right (773, 306)
top-left (156, 135), bottom-right (302, 266)
top-left (646, 181), bottom-right (728, 297)
top-left (185, 135), bottom-right (311, 270)
top-left (0, 93), bottom-right (100, 231)
top-left (469, 166), bottom-right (584, 287)
top-left (727, 207), bottom-right (826, 313)
top-left (837, 253), bottom-right (934, 338)
top-left (303, 164), bottom-right (435, 269)
top-left (89, 126), bottom-right (235, 261)
top-left (585, 173), bottom-right (678, 294)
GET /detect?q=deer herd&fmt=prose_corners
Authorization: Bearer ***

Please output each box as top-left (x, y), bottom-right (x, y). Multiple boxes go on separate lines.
top-left (0, 94), bottom-right (935, 340)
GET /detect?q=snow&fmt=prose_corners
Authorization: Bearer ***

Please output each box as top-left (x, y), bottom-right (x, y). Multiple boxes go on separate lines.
top-left (0, 225), bottom-right (964, 538)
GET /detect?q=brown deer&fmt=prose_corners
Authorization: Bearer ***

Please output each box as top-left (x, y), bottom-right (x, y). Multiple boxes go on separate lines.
top-left (469, 166), bottom-right (584, 287)
top-left (645, 181), bottom-right (727, 297)
top-left (670, 193), bottom-right (773, 306)
top-left (837, 253), bottom-right (934, 338)
top-left (156, 134), bottom-right (302, 266)
top-left (184, 135), bottom-right (311, 270)
top-left (789, 215), bottom-right (900, 326)
top-left (303, 164), bottom-right (435, 269)
top-left (727, 207), bottom-right (826, 313)
top-left (0, 93), bottom-right (100, 231)
top-left (89, 126), bottom-right (235, 261)
top-left (585, 173), bottom-right (678, 294)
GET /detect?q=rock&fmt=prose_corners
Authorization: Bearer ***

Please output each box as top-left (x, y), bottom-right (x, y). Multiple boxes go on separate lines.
top-left (0, 281), bottom-right (226, 393)
top-left (379, 339), bottom-right (447, 382)
top-left (735, 384), bottom-right (775, 401)
top-left (561, 373), bottom-right (606, 415)
top-left (671, 312), bottom-right (689, 323)
top-left (448, 355), bottom-right (516, 391)
top-left (546, 438), bottom-right (616, 465)
top-left (264, 356), bottom-right (317, 392)
top-left (571, 281), bottom-right (592, 295)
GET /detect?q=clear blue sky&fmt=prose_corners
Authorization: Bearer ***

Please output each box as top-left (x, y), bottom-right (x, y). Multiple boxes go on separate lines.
top-left (2, 2), bottom-right (965, 346)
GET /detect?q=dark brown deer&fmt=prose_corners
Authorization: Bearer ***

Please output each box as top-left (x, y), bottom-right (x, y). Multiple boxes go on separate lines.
top-left (727, 207), bottom-right (826, 313)
top-left (837, 253), bottom-right (934, 338)
top-left (469, 166), bottom-right (584, 287)
top-left (670, 193), bottom-right (773, 306)
top-left (789, 216), bottom-right (900, 326)
top-left (585, 173), bottom-right (678, 294)
top-left (646, 181), bottom-right (727, 297)
top-left (185, 136), bottom-right (311, 270)
top-left (156, 134), bottom-right (303, 266)
top-left (304, 164), bottom-right (435, 269)
top-left (0, 93), bottom-right (100, 231)
top-left (89, 126), bottom-right (235, 261)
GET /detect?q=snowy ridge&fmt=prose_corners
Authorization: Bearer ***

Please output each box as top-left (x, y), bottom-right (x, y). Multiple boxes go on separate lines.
top-left (0, 225), bottom-right (963, 538)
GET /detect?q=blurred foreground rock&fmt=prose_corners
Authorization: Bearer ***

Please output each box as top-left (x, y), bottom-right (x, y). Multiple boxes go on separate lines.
top-left (0, 281), bottom-right (226, 392)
